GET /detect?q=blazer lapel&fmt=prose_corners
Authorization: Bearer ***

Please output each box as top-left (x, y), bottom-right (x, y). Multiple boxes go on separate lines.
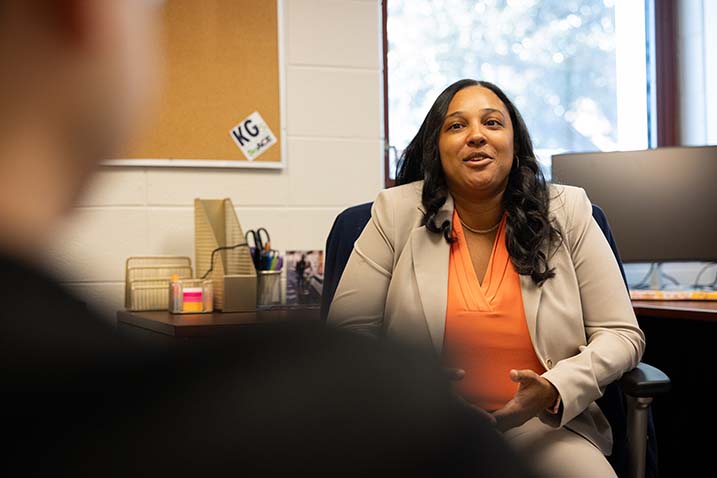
top-left (520, 274), bottom-right (542, 349)
top-left (412, 195), bottom-right (454, 354)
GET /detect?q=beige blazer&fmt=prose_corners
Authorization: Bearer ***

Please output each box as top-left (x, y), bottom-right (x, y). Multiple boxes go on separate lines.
top-left (328, 181), bottom-right (645, 454)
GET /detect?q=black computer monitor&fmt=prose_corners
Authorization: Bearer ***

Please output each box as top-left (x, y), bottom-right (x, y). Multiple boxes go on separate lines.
top-left (551, 146), bottom-right (717, 263)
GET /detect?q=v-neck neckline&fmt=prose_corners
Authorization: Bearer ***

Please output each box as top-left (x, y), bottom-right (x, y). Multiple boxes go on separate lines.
top-left (452, 211), bottom-right (509, 310)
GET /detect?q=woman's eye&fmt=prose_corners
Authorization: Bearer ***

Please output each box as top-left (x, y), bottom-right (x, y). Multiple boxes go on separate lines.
top-left (447, 123), bottom-right (463, 130)
top-left (485, 119), bottom-right (502, 127)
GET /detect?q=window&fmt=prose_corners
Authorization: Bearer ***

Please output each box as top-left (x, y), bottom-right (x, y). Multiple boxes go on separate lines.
top-left (385, 0), bottom-right (650, 181)
top-left (676, 0), bottom-right (717, 146)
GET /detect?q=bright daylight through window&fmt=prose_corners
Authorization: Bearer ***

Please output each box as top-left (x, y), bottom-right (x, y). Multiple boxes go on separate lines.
top-left (386, 0), bottom-right (649, 179)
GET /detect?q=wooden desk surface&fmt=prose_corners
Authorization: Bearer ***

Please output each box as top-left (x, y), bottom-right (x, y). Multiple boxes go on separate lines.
top-left (119, 301), bottom-right (716, 338)
top-left (117, 307), bottom-right (320, 337)
top-left (631, 300), bottom-right (717, 322)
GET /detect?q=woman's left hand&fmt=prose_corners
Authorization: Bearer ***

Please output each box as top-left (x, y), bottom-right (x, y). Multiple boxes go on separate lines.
top-left (491, 369), bottom-right (559, 432)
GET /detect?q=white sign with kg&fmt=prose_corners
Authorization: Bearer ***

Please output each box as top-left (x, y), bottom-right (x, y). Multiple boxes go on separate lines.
top-left (229, 111), bottom-right (277, 161)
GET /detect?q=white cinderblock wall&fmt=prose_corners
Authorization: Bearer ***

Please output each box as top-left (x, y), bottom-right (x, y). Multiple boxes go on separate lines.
top-left (48, 0), bottom-right (384, 316)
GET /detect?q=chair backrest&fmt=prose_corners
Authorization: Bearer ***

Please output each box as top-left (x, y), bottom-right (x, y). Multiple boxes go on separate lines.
top-left (590, 205), bottom-right (658, 478)
top-left (321, 201), bottom-right (657, 478)
top-left (320, 202), bottom-right (373, 322)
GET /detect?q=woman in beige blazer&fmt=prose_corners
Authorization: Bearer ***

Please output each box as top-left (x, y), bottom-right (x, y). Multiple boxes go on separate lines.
top-left (328, 79), bottom-right (644, 477)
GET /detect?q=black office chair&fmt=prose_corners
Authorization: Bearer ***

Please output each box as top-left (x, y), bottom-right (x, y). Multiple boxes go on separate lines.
top-left (321, 201), bottom-right (670, 478)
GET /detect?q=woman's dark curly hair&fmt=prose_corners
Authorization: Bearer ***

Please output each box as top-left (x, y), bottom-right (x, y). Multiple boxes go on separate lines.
top-left (395, 79), bottom-right (560, 286)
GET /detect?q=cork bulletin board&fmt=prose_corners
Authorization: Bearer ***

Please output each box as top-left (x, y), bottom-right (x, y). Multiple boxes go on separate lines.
top-left (111, 0), bottom-right (284, 168)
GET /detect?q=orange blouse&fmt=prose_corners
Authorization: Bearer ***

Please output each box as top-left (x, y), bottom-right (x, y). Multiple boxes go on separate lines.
top-left (442, 210), bottom-right (545, 411)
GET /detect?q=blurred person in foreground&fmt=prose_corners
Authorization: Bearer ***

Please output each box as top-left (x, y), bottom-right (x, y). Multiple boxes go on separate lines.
top-left (0, 1), bottom-right (533, 476)
top-left (328, 79), bottom-right (645, 477)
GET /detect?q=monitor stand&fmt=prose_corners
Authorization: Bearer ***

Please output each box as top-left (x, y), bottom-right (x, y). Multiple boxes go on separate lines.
top-left (648, 262), bottom-right (664, 290)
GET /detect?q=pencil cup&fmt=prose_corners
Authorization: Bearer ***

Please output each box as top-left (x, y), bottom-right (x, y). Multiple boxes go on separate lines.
top-left (257, 270), bottom-right (282, 306)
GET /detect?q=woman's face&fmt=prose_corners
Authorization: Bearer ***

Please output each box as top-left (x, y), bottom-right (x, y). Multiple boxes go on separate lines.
top-left (438, 86), bottom-right (515, 199)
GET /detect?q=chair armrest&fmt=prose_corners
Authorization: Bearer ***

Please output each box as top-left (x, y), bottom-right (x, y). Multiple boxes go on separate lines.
top-left (618, 362), bottom-right (671, 398)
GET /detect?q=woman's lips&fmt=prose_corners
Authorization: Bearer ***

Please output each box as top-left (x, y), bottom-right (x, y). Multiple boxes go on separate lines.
top-left (462, 153), bottom-right (494, 166)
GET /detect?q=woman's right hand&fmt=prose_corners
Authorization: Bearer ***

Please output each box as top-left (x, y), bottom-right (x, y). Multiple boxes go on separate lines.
top-left (491, 369), bottom-right (559, 432)
top-left (444, 368), bottom-right (497, 426)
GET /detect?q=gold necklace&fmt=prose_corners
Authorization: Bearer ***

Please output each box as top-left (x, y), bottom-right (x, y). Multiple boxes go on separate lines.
top-left (459, 217), bottom-right (501, 234)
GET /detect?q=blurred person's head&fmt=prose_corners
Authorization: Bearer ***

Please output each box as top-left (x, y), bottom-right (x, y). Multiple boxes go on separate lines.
top-left (0, 0), bottom-right (161, 260)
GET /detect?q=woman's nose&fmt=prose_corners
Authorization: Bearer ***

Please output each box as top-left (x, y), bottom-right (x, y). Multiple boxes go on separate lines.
top-left (466, 127), bottom-right (486, 147)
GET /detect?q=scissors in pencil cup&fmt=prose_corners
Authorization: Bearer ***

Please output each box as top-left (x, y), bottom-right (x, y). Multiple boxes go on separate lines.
top-left (245, 227), bottom-right (271, 268)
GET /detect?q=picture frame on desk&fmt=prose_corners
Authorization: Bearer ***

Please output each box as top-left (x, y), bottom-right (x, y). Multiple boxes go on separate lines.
top-left (285, 250), bottom-right (324, 306)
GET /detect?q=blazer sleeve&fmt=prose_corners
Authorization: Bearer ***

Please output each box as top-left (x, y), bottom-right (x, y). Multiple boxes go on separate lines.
top-left (327, 191), bottom-right (396, 337)
top-left (541, 188), bottom-right (646, 427)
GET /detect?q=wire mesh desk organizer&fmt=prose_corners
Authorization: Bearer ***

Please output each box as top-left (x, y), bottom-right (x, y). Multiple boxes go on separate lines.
top-left (125, 256), bottom-right (199, 311)
top-left (195, 198), bottom-right (257, 312)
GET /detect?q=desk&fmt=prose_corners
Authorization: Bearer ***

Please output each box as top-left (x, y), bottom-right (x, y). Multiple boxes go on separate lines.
top-left (631, 300), bottom-right (717, 477)
top-left (117, 307), bottom-right (321, 337)
top-left (116, 307), bottom-right (320, 342)
top-left (632, 299), bottom-right (717, 322)
top-left (118, 302), bottom-right (714, 337)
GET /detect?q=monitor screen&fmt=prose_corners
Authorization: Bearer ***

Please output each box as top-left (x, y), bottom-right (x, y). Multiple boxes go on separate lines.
top-left (551, 146), bottom-right (717, 263)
